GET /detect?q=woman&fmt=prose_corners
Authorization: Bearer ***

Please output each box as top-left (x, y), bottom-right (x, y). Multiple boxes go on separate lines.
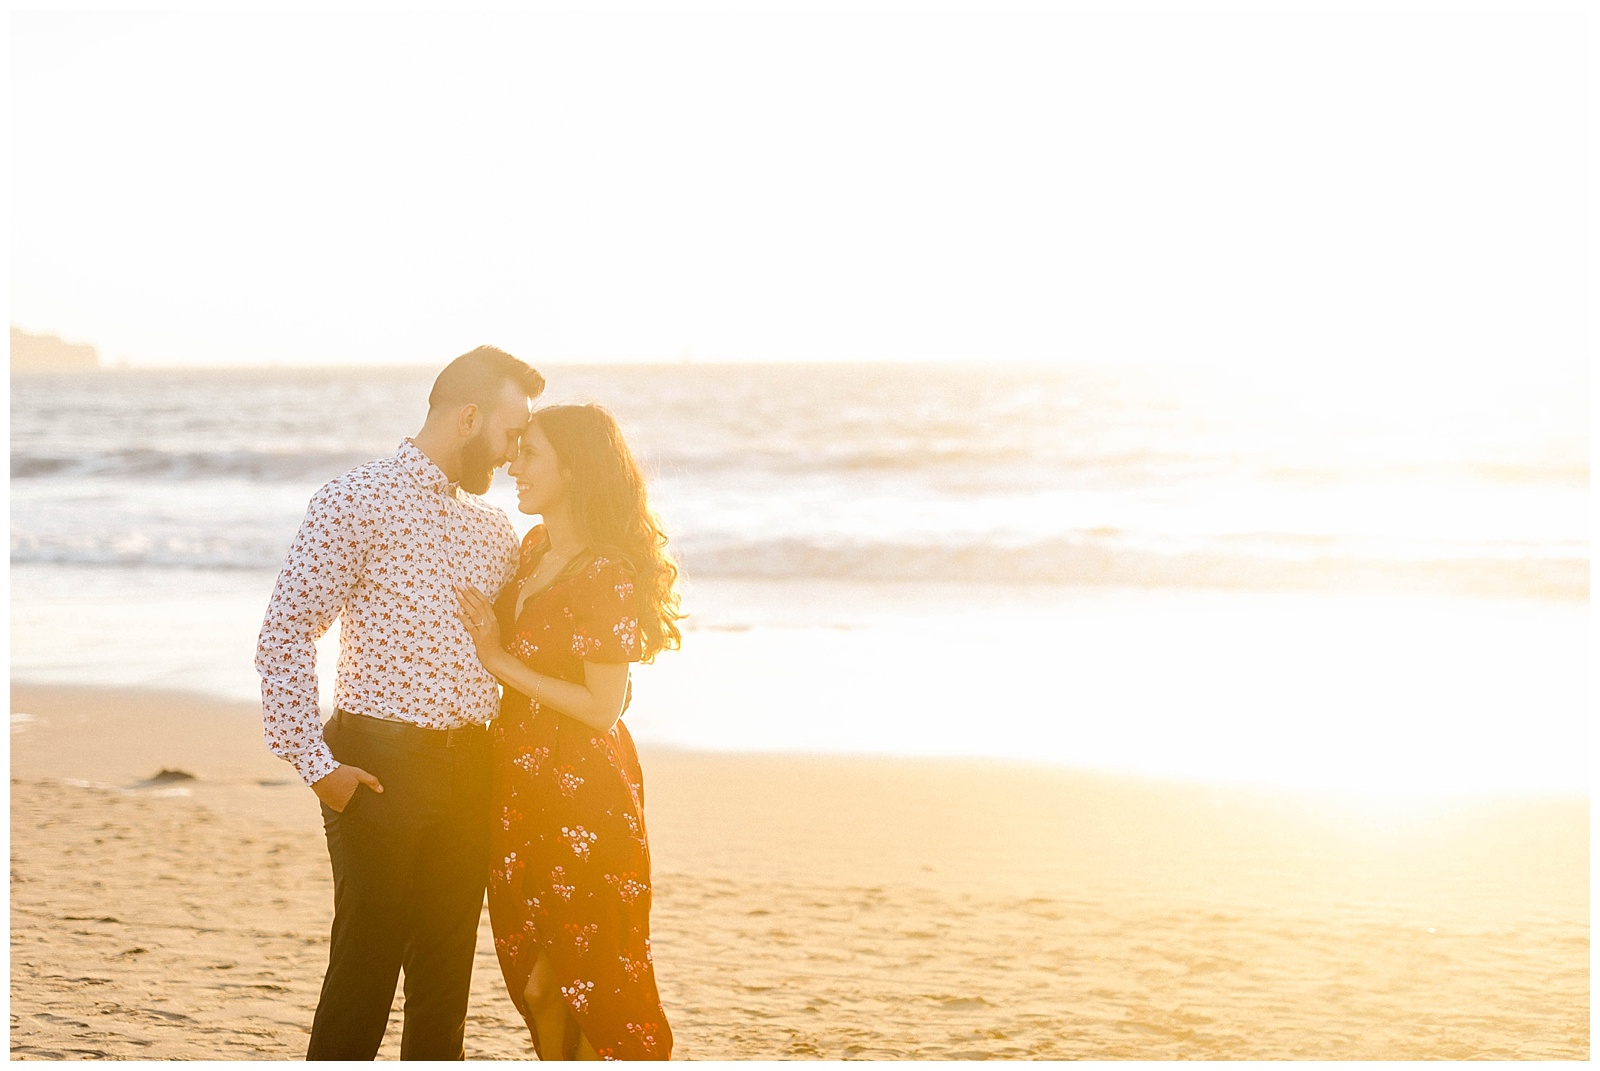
top-left (457, 404), bottom-right (682, 1060)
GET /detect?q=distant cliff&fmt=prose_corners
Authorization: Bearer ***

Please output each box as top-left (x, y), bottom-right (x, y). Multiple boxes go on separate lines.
top-left (11, 327), bottom-right (100, 372)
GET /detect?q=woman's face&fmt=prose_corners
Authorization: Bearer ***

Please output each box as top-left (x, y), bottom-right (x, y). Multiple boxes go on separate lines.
top-left (507, 419), bottom-right (566, 516)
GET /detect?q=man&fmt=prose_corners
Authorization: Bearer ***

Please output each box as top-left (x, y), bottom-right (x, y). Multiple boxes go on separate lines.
top-left (256, 346), bottom-right (544, 1060)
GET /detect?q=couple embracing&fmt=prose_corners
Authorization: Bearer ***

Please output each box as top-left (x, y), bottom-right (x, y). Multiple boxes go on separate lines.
top-left (255, 347), bottom-right (681, 1060)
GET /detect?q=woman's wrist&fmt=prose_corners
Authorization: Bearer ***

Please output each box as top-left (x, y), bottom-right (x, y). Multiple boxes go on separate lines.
top-left (484, 646), bottom-right (515, 679)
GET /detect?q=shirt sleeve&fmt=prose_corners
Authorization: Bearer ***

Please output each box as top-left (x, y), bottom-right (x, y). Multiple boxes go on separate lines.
top-left (255, 479), bottom-right (367, 785)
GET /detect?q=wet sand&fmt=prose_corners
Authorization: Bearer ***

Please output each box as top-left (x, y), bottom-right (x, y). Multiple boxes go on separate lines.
top-left (9, 684), bottom-right (1589, 1059)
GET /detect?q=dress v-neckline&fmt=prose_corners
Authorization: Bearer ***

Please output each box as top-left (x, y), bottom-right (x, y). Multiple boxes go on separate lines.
top-left (513, 565), bottom-right (564, 621)
top-left (512, 537), bottom-right (594, 621)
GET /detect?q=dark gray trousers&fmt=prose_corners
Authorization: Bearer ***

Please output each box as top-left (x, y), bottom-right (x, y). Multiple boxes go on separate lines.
top-left (306, 711), bottom-right (492, 1061)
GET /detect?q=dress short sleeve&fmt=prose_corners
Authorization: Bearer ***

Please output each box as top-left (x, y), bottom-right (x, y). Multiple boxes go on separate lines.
top-left (570, 557), bottom-right (644, 664)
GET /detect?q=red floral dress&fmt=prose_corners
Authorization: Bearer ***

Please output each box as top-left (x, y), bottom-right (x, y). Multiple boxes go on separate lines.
top-left (487, 526), bottom-right (671, 1061)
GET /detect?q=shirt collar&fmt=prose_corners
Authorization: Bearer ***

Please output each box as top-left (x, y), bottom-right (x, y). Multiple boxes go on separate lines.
top-left (396, 439), bottom-right (459, 498)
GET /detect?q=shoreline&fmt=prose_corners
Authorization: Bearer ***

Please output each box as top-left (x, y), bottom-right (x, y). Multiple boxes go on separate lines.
top-left (10, 575), bottom-right (1591, 799)
top-left (10, 679), bottom-right (1586, 806)
top-left (10, 682), bottom-right (1590, 1059)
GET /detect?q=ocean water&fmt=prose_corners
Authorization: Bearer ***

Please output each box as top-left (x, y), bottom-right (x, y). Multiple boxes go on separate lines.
top-left (9, 363), bottom-right (1589, 795)
top-left (9, 363), bottom-right (1588, 593)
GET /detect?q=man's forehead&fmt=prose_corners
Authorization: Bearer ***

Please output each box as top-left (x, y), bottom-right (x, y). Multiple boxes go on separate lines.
top-left (493, 380), bottom-right (537, 418)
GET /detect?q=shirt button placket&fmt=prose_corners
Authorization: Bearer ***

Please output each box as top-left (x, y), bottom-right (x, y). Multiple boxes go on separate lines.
top-left (432, 491), bottom-right (451, 728)
top-left (446, 492), bottom-right (466, 716)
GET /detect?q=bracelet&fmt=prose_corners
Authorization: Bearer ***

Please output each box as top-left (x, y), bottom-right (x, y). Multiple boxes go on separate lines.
top-left (530, 674), bottom-right (542, 704)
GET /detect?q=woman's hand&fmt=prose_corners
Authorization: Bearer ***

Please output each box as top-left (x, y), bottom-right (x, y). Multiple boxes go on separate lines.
top-left (455, 584), bottom-right (628, 731)
top-left (455, 585), bottom-right (505, 667)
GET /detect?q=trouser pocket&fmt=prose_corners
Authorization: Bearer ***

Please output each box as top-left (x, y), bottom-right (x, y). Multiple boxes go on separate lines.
top-left (319, 714), bottom-right (390, 826)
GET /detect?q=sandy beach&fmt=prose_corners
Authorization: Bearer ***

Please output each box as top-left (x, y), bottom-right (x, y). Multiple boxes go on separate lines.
top-left (9, 683), bottom-right (1588, 1060)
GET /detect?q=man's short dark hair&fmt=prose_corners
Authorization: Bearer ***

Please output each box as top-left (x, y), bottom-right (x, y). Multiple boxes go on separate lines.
top-left (428, 346), bottom-right (545, 413)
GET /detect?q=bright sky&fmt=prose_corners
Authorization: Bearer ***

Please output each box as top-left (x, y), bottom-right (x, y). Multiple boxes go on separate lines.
top-left (9, 3), bottom-right (1590, 370)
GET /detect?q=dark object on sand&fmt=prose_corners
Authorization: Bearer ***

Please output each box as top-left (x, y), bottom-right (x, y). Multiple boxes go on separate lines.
top-left (138, 769), bottom-right (197, 787)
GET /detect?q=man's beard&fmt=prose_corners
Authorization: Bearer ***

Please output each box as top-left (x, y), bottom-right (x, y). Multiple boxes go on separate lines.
top-left (458, 429), bottom-right (498, 495)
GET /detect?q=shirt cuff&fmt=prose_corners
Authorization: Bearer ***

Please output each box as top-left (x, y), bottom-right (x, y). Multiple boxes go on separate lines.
top-left (291, 744), bottom-right (341, 787)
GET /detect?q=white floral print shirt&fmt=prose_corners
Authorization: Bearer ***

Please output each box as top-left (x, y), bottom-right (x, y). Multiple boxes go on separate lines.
top-left (256, 439), bottom-right (520, 785)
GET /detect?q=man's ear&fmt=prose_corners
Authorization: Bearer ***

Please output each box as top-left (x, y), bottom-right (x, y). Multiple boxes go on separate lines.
top-left (456, 403), bottom-right (481, 437)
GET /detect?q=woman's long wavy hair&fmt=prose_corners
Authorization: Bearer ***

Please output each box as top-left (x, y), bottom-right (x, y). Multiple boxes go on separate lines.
top-left (535, 403), bottom-right (683, 661)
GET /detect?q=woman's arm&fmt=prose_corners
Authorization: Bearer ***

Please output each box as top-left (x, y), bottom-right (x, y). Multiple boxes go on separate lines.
top-left (456, 585), bottom-right (631, 733)
top-left (484, 648), bottom-right (630, 734)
